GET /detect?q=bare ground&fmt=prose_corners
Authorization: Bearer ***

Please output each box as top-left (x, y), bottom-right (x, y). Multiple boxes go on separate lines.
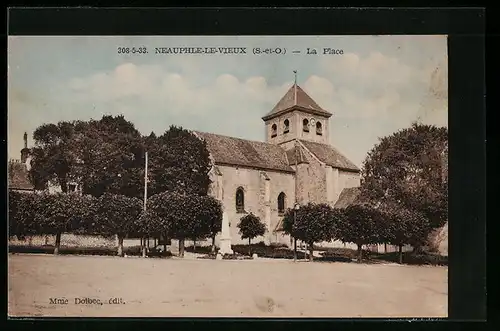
top-left (8, 254), bottom-right (447, 318)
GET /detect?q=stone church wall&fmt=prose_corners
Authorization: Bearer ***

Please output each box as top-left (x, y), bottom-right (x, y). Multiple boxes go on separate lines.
top-left (296, 151), bottom-right (327, 205)
top-left (338, 170), bottom-right (361, 192)
top-left (209, 164), bottom-right (295, 245)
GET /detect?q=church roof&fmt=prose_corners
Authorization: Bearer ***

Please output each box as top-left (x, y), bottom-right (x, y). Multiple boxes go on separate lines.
top-left (194, 131), bottom-right (294, 173)
top-left (262, 84), bottom-right (332, 121)
top-left (334, 187), bottom-right (362, 208)
top-left (286, 144), bottom-right (309, 166)
top-left (298, 140), bottom-right (360, 172)
top-left (8, 160), bottom-right (34, 191)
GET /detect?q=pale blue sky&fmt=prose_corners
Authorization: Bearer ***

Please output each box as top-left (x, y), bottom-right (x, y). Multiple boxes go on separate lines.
top-left (8, 36), bottom-right (448, 168)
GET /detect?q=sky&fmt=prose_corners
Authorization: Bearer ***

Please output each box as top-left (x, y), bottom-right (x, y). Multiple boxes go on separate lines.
top-left (7, 35), bottom-right (448, 168)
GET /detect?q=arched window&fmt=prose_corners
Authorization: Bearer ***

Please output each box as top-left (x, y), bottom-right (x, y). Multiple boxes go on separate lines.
top-left (283, 119), bottom-right (290, 134)
top-left (316, 121), bottom-right (323, 135)
top-left (278, 192), bottom-right (286, 215)
top-left (303, 119), bottom-right (309, 132)
top-left (271, 124), bottom-right (277, 138)
top-left (236, 187), bottom-right (245, 213)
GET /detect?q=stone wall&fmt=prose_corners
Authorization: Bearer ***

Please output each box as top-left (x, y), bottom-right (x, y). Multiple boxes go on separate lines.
top-left (295, 150), bottom-right (327, 205)
top-left (209, 164), bottom-right (295, 245)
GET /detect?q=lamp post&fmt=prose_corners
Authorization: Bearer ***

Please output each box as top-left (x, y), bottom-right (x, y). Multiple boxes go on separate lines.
top-left (293, 203), bottom-right (300, 262)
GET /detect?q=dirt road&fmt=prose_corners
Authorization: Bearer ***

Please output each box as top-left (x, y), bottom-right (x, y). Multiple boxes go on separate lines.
top-left (8, 254), bottom-right (447, 318)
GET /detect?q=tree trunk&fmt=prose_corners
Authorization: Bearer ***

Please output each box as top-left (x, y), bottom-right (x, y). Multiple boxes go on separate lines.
top-left (211, 235), bottom-right (216, 253)
top-left (45, 235), bottom-right (49, 246)
top-left (117, 236), bottom-right (124, 257)
top-left (163, 233), bottom-right (167, 255)
top-left (28, 236), bottom-right (33, 246)
top-left (179, 238), bottom-right (185, 258)
top-left (59, 178), bottom-right (68, 193)
top-left (54, 232), bottom-right (62, 255)
top-left (384, 243), bottom-right (387, 253)
top-left (249, 238), bottom-right (252, 256)
top-left (398, 244), bottom-right (403, 264)
top-left (142, 237), bottom-right (147, 257)
top-left (193, 239), bottom-right (196, 253)
top-left (309, 242), bottom-right (314, 262)
top-left (357, 243), bottom-right (363, 263)
top-left (293, 238), bottom-right (297, 262)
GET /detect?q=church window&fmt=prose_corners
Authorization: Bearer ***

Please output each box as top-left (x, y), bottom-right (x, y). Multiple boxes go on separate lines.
top-left (283, 119), bottom-right (290, 134)
top-left (303, 119), bottom-right (309, 132)
top-left (271, 124), bottom-right (277, 138)
top-left (316, 122), bottom-right (323, 135)
top-left (236, 187), bottom-right (245, 213)
top-left (278, 192), bottom-right (286, 215)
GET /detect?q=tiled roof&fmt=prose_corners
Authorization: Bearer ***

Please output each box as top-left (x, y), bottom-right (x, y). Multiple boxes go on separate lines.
top-left (8, 161), bottom-right (34, 191)
top-left (299, 140), bottom-right (360, 172)
top-left (334, 187), bottom-right (361, 209)
top-left (286, 144), bottom-right (309, 166)
top-left (194, 131), bottom-right (294, 173)
top-left (262, 84), bottom-right (332, 120)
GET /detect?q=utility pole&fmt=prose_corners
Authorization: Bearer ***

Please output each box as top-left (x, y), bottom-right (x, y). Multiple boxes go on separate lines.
top-left (293, 139), bottom-right (299, 262)
top-left (142, 151), bottom-right (148, 258)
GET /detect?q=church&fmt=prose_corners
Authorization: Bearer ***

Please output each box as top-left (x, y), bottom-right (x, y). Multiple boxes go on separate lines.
top-left (194, 82), bottom-right (361, 253)
top-left (8, 80), bottom-right (364, 254)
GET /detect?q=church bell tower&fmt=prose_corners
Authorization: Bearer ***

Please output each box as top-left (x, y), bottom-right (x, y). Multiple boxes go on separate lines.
top-left (262, 71), bottom-right (332, 148)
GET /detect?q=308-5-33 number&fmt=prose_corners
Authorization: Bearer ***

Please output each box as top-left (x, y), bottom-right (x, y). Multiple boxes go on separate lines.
top-left (117, 47), bottom-right (147, 54)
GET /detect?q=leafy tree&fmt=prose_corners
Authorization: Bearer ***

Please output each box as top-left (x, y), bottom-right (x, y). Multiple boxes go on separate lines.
top-left (194, 195), bottom-right (223, 253)
top-left (379, 203), bottom-right (431, 264)
top-left (238, 213), bottom-right (266, 255)
top-left (337, 204), bottom-right (385, 263)
top-left (75, 115), bottom-right (145, 198)
top-left (91, 193), bottom-right (142, 256)
top-left (37, 192), bottom-right (95, 254)
top-left (138, 191), bottom-right (222, 257)
top-left (8, 191), bottom-right (40, 240)
top-left (282, 203), bottom-right (338, 261)
top-left (29, 122), bottom-right (79, 192)
top-left (147, 126), bottom-right (212, 196)
top-left (360, 123), bottom-right (448, 243)
top-left (29, 115), bottom-right (146, 198)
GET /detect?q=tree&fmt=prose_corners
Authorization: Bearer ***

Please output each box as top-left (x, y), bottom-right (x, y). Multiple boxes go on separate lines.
top-left (147, 126), bottom-right (212, 196)
top-left (75, 115), bottom-right (145, 198)
top-left (8, 191), bottom-right (40, 240)
top-left (238, 213), bottom-right (266, 255)
top-left (337, 204), bottom-right (384, 263)
top-left (37, 192), bottom-right (94, 254)
top-left (29, 115), bottom-right (146, 198)
top-left (138, 191), bottom-right (221, 258)
top-left (282, 203), bottom-right (339, 261)
top-left (379, 203), bottom-right (431, 264)
top-left (29, 122), bottom-right (80, 192)
top-left (91, 193), bottom-right (142, 256)
top-left (360, 123), bottom-right (448, 241)
top-left (195, 195), bottom-right (223, 253)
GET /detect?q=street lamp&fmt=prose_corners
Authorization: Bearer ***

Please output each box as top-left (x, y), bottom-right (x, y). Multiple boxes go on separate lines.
top-left (293, 203), bottom-right (300, 262)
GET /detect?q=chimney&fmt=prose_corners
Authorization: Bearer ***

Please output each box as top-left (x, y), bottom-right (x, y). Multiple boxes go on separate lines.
top-left (21, 132), bottom-right (29, 164)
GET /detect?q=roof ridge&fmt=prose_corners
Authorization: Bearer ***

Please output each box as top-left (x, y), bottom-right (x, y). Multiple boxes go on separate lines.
top-left (194, 130), bottom-right (286, 148)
